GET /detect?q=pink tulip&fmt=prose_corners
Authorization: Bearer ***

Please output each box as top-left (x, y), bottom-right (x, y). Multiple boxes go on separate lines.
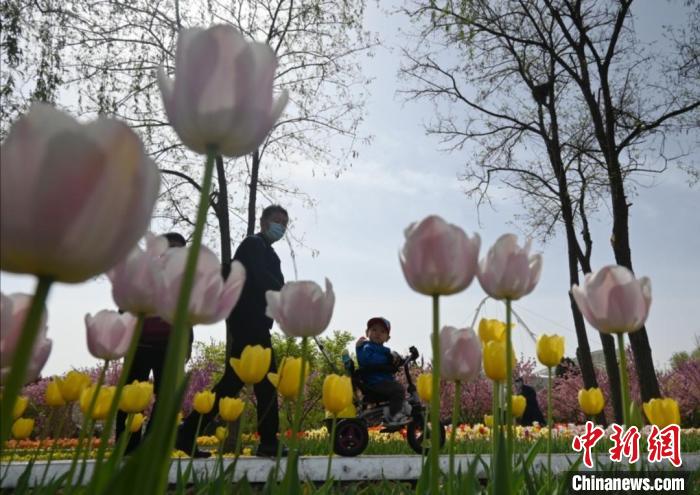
top-left (158, 25), bottom-right (288, 157)
top-left (0, 104), bottom-right (160, 283)
top-left (439, 326), bottom-right (482, 383)
top-left (477, 234), bottom-right (542, 300)
top-left (572, 265), bottom-right (651, 334)
top-left (85, 310), bottom-right (137, 360)
top-left (399, 215), bottom-right (480, 296)
top-left (0, 293), bottom-right (51, 384)
top-left (108, 233), bottom-right (169, 315)
top-left (265, 279), bottom-right (335, 337)
top-left (157, 245), bottom-right (246, 325)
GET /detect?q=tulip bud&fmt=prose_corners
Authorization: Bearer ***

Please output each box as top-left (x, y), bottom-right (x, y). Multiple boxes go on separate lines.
top-left (478, 234), bottom-right (542, 300)
top-left (85, 310), bottom-right (137, 361)
top-left (439, 326), bottom-right (482, 383)
top-left (157, 25), bottom-right (288, 157)
top-left (478, 319), bottom-right (509, 344)
top-left (11, 418), bottom-right (34, 439)
top-left (107, 233), bottom-right (169, 315)
top-left (57, 371), bottom-right (91, 402)
top-left (215, 426), bottom-right (229, 443)
top-left (483, 340), bottom-right (516, 382)
top-left (1, 103), bottom-right (160, 283)
top-left (267, 357), bottom-right (310, 400)
top-left (12, 396), bottom-right (28, 419)
top-left (219, 397), bottom-right (245, 422)
top-left (484, 414), bottom-right (493, 427)
top-left (417, 373), bottom-right (433, 403)
top-left (572, 265), bottom-right (651, 334)
top-left (157, 246), bottom-right (245, 325)
top-left (536, 334), bottom-right (565, 368)
top-left (80, 385), bottom-right (116, 420)
top-left (45, 380), bottom-right (66, 407)
top-left (399, 215), bottom-right (480, 296)
top-left (642, 398), bottom-right (681, 428)
top-left (230, 345), bottom-right (271, 385)
top-left (129, 413), bottom-right (145, 433)
top-left (193, 390), bottom-right (216, 415)
top-left (512, 395), bottom-right (526, 418)
top-left (1, 293), bottom-right (51, 384)
top-left (265, 279), bottom-right (335, 337)
top-left (577, 388), bottom-right (605, 417)
top-left (322, 374), bottom-right (353, 415)
top-left (119, 380), bottom-right (154, 414)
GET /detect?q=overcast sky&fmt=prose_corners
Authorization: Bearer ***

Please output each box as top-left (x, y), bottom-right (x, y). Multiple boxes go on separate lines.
top-left (2, 0), bottom-right (698, 377)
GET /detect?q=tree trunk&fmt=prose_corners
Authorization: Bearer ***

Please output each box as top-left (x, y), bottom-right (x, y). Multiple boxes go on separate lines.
top-left (246, 149), bottom-right (260, 236)
top-left (607, 162), bottom-right (661, 402)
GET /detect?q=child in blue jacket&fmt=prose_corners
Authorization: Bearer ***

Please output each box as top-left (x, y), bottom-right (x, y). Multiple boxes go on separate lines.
top-left (355, 317), bottom-right (409, 426)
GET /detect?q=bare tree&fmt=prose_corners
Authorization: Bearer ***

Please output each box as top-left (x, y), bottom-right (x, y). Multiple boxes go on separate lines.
top-left (400, 0), bottom-right (697, 409)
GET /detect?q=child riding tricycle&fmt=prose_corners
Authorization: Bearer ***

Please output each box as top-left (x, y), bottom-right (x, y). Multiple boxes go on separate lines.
top-left (324, 317), bottom-right (446, 456)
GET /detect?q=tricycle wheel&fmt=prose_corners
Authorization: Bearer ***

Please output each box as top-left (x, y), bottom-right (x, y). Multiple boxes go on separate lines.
top-left (333, 418), bottom-right (369, 457)
top-left (406, 419), bottom-right (446, 455)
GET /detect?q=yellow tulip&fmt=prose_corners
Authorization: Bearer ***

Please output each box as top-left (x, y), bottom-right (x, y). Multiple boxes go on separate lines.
top-left (79, 385), bottom-right (116, 420)
top-left (643, 398), bottom-right (681, 428)
top-left (578, 388), bottom-right (605, 416)
top-left (417, 373), bottom-right (433, 403)
top-left (119, 380), bottom-right (154, 413)
top-left (12, 396), bottom-right (28, 419)
top-left (267, 356), bottom-right (310, 400)
top-left (536, 334), bottom-right (565, 368)
top-left (129, 413), bottom-right (145, 433)
top-left (11, 418), bottom-right (34, 439)
top-left (193, 390), bottom-right (216, 414)
top-left (57, 371), bottom-right (91, 402)
top-left (219, 397), bottom-right (245, 422)
top-left (45, 380), bottom-right (66, 407)
top-left (512, 395), bottom-right (526, 418)
top-left (478, 319), bottom-right (511, 344)
top-left (483, 340), bottom-right (516, 382)
top-left (229, 345), bottom-right (271, 385)
top-left (484, 414), bottom-right (493, 427)
top-left (215, 426), bottom-right (229, 443)
top-left (176, 411), bottom-right (184, 424)
top-left (322, 374), bottom-right (353, 415)
top-left (336, 403), bottom-right (357, 419)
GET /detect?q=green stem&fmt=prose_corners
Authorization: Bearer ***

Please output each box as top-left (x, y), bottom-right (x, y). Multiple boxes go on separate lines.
top-left (0, 276), bottom-right (53, 445)
top-left (189, 414), bottom-right (204, 458)
top-left (40, 406), bottom-right (69, 486)
top-left (492, 380), bottom-right (499, 463)
top-left (448, 380), bottom-right (461, 495)
top-left (228, 414), bottom-right (244, 483)
top-left (112, 413), bottom-right (134, 461)
top-left (325, 415), bottom-right (338, 481)
top-left (429, 294), bottom-right (441, 495)
top-left (505, 299), bottom-right (513, 479)
top-left (547, 366), bottom-right (552, 490)
top-left (65, 359), bottom-right (109, 490)
top-left (284, 336), bottom-right (308, 488)
top-left (616, 333), bottom-right (630, 427)
top-left (272, 399), bottom-right (286, 483)
top-left (148, 146), bottom-right (217, 495)
top-left (90, 314), bottom-right (145, 491)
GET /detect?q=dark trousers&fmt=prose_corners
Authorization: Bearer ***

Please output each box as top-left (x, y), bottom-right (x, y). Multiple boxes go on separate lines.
top-left (178, 326), bottom-right (279, 448)
top-left (115, 331), bottom-right (193, 452)
top-left (115, 344), bottom-right (166, 452)
top-left (365, 380), bottom-right (405, 416)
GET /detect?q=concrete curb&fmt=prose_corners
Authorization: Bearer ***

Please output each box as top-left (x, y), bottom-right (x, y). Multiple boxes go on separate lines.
top-left (1, 453), bottom-right (696, 487)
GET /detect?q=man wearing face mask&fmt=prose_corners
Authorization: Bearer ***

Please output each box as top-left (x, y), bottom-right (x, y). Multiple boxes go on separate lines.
top-left (177, 205), bottom-right (288, 457)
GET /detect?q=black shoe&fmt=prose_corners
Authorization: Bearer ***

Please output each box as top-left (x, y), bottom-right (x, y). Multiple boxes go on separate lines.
top-left (255, 444), bottom-right (288, 458)
top-left (189, 448), bottom-right (212, 458)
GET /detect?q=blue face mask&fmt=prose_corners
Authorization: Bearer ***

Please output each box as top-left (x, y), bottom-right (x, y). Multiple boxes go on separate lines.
top-left (266, 222), bottom-right (286, 243)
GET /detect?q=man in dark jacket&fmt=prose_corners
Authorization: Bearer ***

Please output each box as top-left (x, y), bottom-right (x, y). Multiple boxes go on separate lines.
top-left (516, 377), bottom-right (546, 426)
top-left (177, 205), bottom-right (288, 457)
